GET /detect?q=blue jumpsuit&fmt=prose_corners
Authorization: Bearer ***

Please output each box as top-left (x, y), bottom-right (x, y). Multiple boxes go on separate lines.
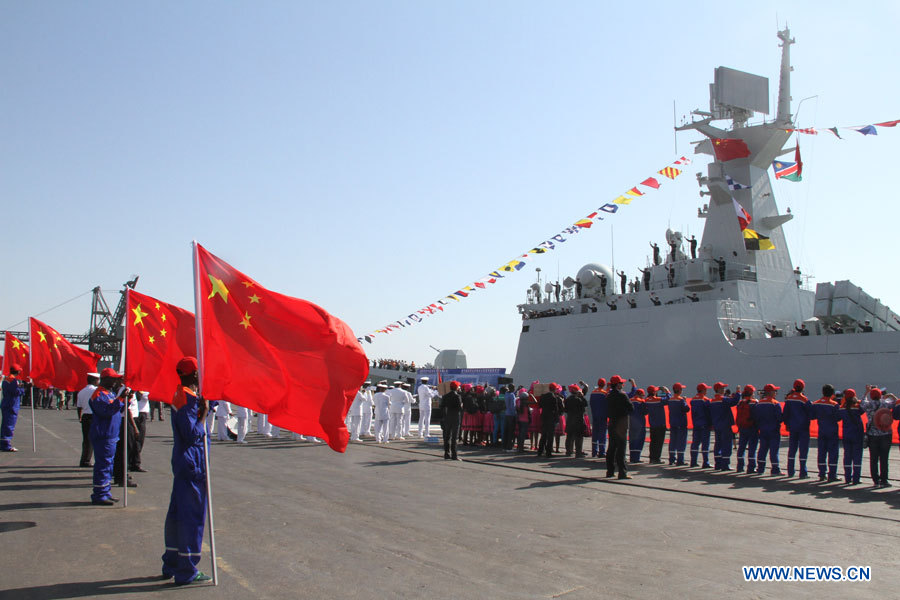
top-left (667, 395), bottom-right (690, 465)
top-left (88, 387), bottom-right (124, 503)
top-left (162, 387), bottom-right (208, 584)
top-left (645, 393), bottom-right (669, 463)
top-left (709, 393), bottom-right (739, 470)
top-left (1, 376), bottom-right (25, 451)
top-left (783, 391), bottom-right (812, 477)
top-left (628, 394), bottom-right (648, 463)
top-left (810, 398), bottom-right (840, 480)
top-left (589, 389), bottom-right (608, 457)
top-left (735, 398), bottom-right (758, 473)
top-left (838, 406), bottom-right (864, 484)
top-left (689, 394), bottom-right (711, 467)
top-left (751, 400), bottom-right (783, 474)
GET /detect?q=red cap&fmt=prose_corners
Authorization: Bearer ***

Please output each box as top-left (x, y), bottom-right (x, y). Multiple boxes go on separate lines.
top-left (870, 388), bottom-right (882, 400)
top-left (844, 388), bottom-right (857, 400)
top-left (635, 388), bottom-right (646, 397)
top-left (793, 378), bottom-right (805, 391)
top-left (647, 385), bottom-right (658, 395)
top-left (742, 384), bottom-right (756, 396)
top-left (9, 363), bottom-right (22, 373)
top-left (550, 382), bottom-right (562, 393)
top-left (450, 381), bottom-right (460, 390)
top-left (175, 357), bottom-right (198, 376)
top-left (461, 383), bottom-right (472, 392)
top-left (609, 375), bottom-right (625, 385)
top-left (568, 384), bottom-right (581, 393)
top-left (672, 382), bottom-right (684, 393)
top-left (696, 383), bottom-right (709, 392)
top-left (100, 367), bottom-right (122, 379)
top-left (596, 378), bottom-right (606, 388)
top-left (763, 383), bottom-right (780, 393)
top-left (713, 382), bottom-right (726, 391)
top-left (475, 385), bottom-right (484, 394)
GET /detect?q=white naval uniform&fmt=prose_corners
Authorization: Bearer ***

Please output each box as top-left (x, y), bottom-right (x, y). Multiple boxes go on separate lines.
top-left (402, 388), bottom-right (415, 437)
top-left (215, 400), bottom-right (232, 440)
top-left (257, 412), bottom-right (271, 436)
top-left (359, 388), bottom-right (374, 436)
top-left (387, 388), bottom-right (406, 440)
top-left (234, 404), bottom-right (250, 443)
top-left (373, 391), bottom-right (391, 443)
top-left (417, 385), bottom-right (437, 437)
top-left (347, 390), bottom-right (366, 441)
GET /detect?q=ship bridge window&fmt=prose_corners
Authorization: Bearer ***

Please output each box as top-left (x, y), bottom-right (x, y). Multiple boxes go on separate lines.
top-left (522, 325), bottom-right (530, 333)
top-left (748, 302), bottom-right (756, 308)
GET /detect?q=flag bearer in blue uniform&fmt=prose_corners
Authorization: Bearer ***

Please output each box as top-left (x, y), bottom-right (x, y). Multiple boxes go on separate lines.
top-left (783, 378), bottom-right (812, 478)
top-left (644, 385), bottom-right (669, 464)
top-left (811, 384), bottom-right (840, 482)
top-left (734, 385), bottom-right (758, 473)
top-left (667, 383), bottom-right (690, 465)
top-left (161, 357), bottom-right (212, 585)
top-left (689, 383), bottom-right (711, 468)
top-left (627, 382), bottom-right (648, 463)
top-left (752, 383), bottom-right (783, 475)
top-left (709, 382), bottom-right (739, 470)
top-left (589, 379), bottom-right (608, 458)
top-left (89, 368), bottom-right (127, 505)
top-left (1, 364), bottom-right (26, 452)
top-left (838, 388), bottom-right (864, 485)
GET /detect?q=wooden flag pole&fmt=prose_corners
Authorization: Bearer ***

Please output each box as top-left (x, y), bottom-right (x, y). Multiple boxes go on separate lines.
top-left (192, 241), bottom-right (218, 586)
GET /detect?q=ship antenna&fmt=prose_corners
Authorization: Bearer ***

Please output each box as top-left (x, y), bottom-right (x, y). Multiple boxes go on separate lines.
top-left (776, 26), bottom-right (795, 126)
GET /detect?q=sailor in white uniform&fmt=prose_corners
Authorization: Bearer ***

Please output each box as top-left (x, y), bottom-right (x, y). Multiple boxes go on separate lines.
top-left (234, 404), bottom-right (250, 443)
top-left (388, 382), bottom-right (406, 440)
top-left (359, 383), bottom-right (374, 436)
top-left (401, 383), bottom-right (415, 437)
top-left (347, 386), bottom-right (366, 442)
top-left (373, 383), bottom-right (391, 443)
top-left (215, 400), bottom-right (232, 441)
top-left (257, 412), bottom-right (271, 437)
top-left (417, 377), bottom-right (437, 438)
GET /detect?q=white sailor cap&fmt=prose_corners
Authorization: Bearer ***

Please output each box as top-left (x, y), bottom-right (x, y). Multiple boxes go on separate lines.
top-left (364, 380), bottom-right (372, 385)
top-left (87, 372), bottom-right (100, 378)
top-left (420, 377), bottom-right (429, 381)
top-left (393, 380), bottom-right (403, 385)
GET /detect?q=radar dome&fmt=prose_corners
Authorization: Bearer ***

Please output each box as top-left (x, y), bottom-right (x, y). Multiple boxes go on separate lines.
top-left (576, 263), bottom-right (614, 289)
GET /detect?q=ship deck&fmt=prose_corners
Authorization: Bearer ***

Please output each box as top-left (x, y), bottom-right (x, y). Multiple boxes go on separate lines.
top-left (2, 409), bottom-right (898, 599)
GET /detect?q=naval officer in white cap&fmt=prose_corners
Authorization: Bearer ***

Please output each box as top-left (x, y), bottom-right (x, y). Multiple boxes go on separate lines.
top-left (76, 372), bottom-right (100, 467)
top-left (388, 381), bottom-right (406, 440)
top-left (417, 377), bottom-right (437, 438)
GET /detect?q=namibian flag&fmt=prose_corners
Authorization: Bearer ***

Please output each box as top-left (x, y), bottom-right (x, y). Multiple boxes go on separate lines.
top-left (773, 160), bottom-right (801, 181)
top-left (743, 228), bottom-right (775, 251)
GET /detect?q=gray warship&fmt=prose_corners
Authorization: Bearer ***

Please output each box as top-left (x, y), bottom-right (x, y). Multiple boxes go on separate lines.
top-left (510, 28), bottom-right (900, 394)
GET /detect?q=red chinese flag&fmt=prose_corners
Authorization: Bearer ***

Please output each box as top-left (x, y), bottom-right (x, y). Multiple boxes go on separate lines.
top-left (712, 138), bottom-right (751, 161)
top-left (194, 243), bottom-right (369, 452)
top-left (29, 318), bottom-right (100, 391)
top-left (124, 289), bottom-right (197, 404)
top-left (3, 333), bottom-right (30, 377)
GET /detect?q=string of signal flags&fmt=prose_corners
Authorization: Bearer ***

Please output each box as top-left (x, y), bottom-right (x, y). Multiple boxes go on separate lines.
top-left (3, 243), bottom-right (371, 454)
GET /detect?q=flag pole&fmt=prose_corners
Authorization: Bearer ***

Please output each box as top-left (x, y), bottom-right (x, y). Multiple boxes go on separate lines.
top-left (28, 321), bottom-right (36, 452)
top-left (192, 241), bottom-right (218, 586)
top-left (121, 325), bottom-right (128, 509)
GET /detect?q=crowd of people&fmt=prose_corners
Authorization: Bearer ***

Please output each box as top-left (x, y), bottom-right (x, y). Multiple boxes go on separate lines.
top-left (371, 358), bottom-right (417, 372)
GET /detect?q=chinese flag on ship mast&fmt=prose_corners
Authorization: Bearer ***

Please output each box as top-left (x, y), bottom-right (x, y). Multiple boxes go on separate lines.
top-left (29, 318), bottom-right (100, 391)
top-left (193, 242), bottom-right (369, 452)
top-left (3, 333), bottom-right (30, 376)
top-left (124, 289), bottom-right (197, 404)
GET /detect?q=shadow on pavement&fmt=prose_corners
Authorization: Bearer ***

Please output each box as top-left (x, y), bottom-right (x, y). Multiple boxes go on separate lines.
top-left (0, 575), bottom-right (178, 599)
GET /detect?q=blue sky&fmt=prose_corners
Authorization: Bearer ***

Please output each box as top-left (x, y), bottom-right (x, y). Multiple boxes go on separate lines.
top-left (2, 2), bottom-right (898, 370)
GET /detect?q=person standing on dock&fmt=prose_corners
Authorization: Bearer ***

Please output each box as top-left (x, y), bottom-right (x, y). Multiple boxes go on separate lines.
top-left (417, 377), bottom-right (436, 438)
top-left (709, 382), bottom-right (739, 470)
top-left (861, 386), bottom-right (895, 487)
top-left (689, 383), bottom-right (712, 468)
top-left (811, 385), bottom-right (840, 482)
top-left (605, 375), bottom-right (633, 479)
top-left (752, 384), bottom-right (784, 476)
top-left (88, 368), bottom-right (126, 505)
top-left (76, 372), bottom-right (99, 466)
top-left (439, 381), bottom-right (462, 460)
top-left (589, 379), bottom-right (608, 458)
top-left (667, 383), bottom-right (690, 465)
top-left (735, 385), bottom-right (759, 473)
top-left (783, 379), bottom-right (812, 478)
top-left (0, 365), bottom-right (26, 453)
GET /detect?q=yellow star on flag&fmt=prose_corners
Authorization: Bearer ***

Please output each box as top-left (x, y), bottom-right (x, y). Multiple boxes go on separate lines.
top-left (208, 274), bottom-right (230, 303)
top-left (239, 312), bottom-right (252, 330)
top-left (249, 294), bottom-right (260, 304)
top-left (161, 314), bottom-right (167, 322)
top-left (242, 281), bottom-right (254, 288)
top-left (155, 302), bottom-right (161, 310)
top-left (148, 335), bottom-right (156, 344)
top-left (38, 331), bottom-right (47, 343)
top-left (12, 340), bottom-right (21, 350)
top-left (132, 303), bottom-right (149, 327)
top-left (160, 328), bottom-right (167, 338)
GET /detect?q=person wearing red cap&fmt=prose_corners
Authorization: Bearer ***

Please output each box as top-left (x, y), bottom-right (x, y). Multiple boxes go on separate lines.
top-left (88, 368), bottom-right (128, 504)
top-left (838, 389), bottom-right (864, 485)
top-left (589, 378), bottom-right (608, 458)
top-left (751, 384), bottom-right (783, 475)
top-left (644, 385), bottom-right (670, 464)
top-left (439, 381), bottom-right (463, 460)
top-left (564, 384), bottom-right (588, 457)
top-left (811, 384), bottom-right (840, 481)
top-left (709, 382), bottom-right (740, 470)
top-left (537, 384), bottom-right (564, 458)
top-left (627, 381), bottom-right (648, 463)
top-left (162, 356), bottom-right (212, 585)
top-left (734, 385), bottom-right (758, 473)
top-left (605, 375), bottom-right (633, 479)
top-left (0, 364), bottom-right (26, 452)
top-left (666, 383), bottom-right (690, 465)
top-left (783, 379), bottom-right (812, 478)
top-left (860, 385), bottom-right (896, 487)
top-left (689, 383), bottom-right (712, 468)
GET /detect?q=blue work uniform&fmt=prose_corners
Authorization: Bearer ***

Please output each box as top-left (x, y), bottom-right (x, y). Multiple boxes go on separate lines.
top-left (1, 376), bottom-right (25, 451)
top-left (666, 394), bottom-right (690, 465)
top-left (735, 398), bottom-right (758, 473)
top-left (589, 389), bottom-right (608, 457)
top-left (709, 392), bottom-right (739, 470)
top-left (628, 391), bottom-right (648, 463)
top-left (783, 391), bottom-right (812, 477)
top-left (162, 386), bottom-right (208, 584)
top-left (838, 405), bottom-right (864, 484)
top-left (88, 387), bottom-right (124, 503)
top-left (751, 400), bottom-right (783, 474)
top-left (810, 397), bottom-right (840, 481)
top-left (689, 394), bottom-right (711, 467)
top-left (645, 393), bottom-right (668, 463)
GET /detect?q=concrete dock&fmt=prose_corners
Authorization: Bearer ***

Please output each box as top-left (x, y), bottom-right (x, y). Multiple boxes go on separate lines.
top-left (1, 408), bottom-right (898, 599)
